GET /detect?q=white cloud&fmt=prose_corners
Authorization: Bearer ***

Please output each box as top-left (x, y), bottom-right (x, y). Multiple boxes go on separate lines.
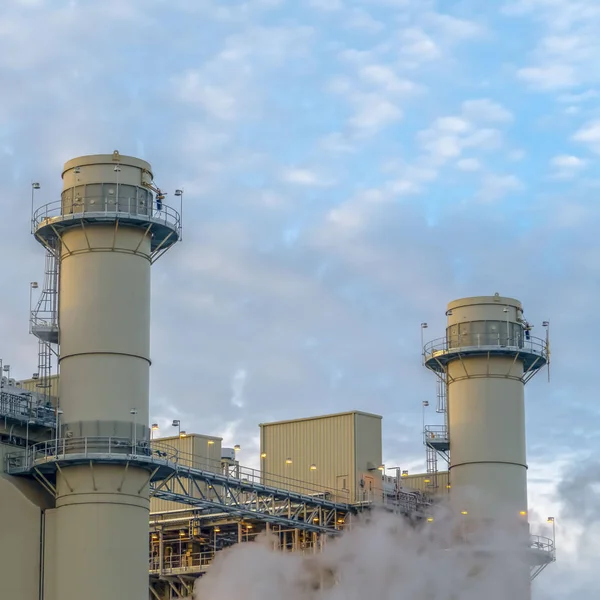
top-left (552, 155), bottom-right (587, 169)
top-left (349, 94), bottom-right (403, 132)
top-left (309, 0), bottom-right (343, 10)
top-left (573, 120), bottom-right (600, 152)
top-left (557, 89), bottom-right (598, 103)
top-left (175, 72), bottom-right (239, 120)
top-left (343, 8), bottom-right (384, 33)
top-left (359, 65), bottom-right (418, 95)
top-left (517, 65), bottom-right (577, 90)
top-left (417, 109), bottom-right (505, 166)
top-left (550, 155), bottom-right (588, 179)
top-left (456, 158), bottom-right (481, 172)
top-left (398, 28), bottom-right (441, 63)
top-left (508, 0), bottom-right (600, 91)
top-left (281, 167), bottom-right (335, 186)
top-left (424, 13), bottom-right (485, 40)
top-left (461, 99), bottom-right (513, 123)
top-left (573, 120), bottom-right (600, 142)
top-left (477, 173), bottom-right (524, 202)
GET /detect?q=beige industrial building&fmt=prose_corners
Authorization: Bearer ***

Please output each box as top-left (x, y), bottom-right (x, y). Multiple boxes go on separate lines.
top-left (0, 150), bottom-right (555, 600)
top-left (259, 410), bottom-right (383, 503)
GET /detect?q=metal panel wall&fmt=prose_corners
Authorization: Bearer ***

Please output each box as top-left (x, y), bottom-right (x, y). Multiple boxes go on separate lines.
top-left (18, 374), bottom-right (60, 403)
top-left (259, 411), bottom-right (382, 503)
top-left (354, 413), bottom-right (383, 502)
top-left (260, 412), bottom-right (355, 502)
top-left (400, 471), bottom-right (450, 494)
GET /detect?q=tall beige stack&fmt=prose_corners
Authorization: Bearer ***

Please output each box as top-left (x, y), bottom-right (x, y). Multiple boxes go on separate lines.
top-left (424, 294), bottom-right (550, 598)
top-left (33, 152), bottom-right (181, 600)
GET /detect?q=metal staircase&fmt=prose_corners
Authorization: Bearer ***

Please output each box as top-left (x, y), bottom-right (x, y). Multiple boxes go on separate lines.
top-left (424, 379), bottom-right (450, 488)
top-left (30, 244), bottom-right (60, 404)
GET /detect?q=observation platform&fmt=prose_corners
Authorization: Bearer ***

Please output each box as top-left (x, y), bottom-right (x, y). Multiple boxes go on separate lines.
top-left (5, 437), bottom-right (178, 482)
top-left (424, 334), bottom-right (548, 376)
top-left (30, 317), bottom-right (59, 345)
top-left (424, 425), bottom-right (450, 452)
top-left (32, 198), bottom-right (181, 256)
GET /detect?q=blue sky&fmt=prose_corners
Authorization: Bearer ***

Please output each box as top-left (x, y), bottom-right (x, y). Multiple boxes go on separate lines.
top-left (2, 0), bottom-right (600, 596)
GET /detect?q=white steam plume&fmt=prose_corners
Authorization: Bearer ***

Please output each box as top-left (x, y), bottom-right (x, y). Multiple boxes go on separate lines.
top-left (195, 510), bottom-right (536, 600)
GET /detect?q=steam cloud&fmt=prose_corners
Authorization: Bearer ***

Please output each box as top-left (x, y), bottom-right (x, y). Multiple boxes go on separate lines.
top-left (195, 510), bottom-right (534, 600)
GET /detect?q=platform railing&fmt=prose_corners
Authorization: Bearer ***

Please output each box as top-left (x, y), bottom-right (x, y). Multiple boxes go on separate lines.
top-left (0, 391), bottom-right (56, 428)
top-left (32, 197), bottom-right (181, 238)
top-left (530, 534), bottom-right (555, 559)
top-left (175, 447), bottom-right (351, 505)
top-left (424, 424), bottom-right (448, 444)
top-left (424, 333), bottom-right (548, 361)
top-left (149, 549), bottom-right (215, 575)
top-left (5, 436), bottom-right (179, 472)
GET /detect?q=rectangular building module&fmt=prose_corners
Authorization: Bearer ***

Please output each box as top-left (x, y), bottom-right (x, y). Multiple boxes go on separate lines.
top-left (259, 410), bottom-right (383, 504)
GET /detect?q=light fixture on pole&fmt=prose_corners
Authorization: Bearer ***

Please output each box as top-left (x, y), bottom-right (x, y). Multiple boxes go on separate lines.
top-left (55, 408), bottom-right (63, 454)
top-left (420, 323), bottom-right (428, 365)
top-left (151, 423), bottom-right (159, 440)
top-left (174, 189), bottom-right (184, 240)
top-left (31, 182), bottom-right (40, 234)
top-left (130, 408), bottom-right (138, 453)
top-left (172, 419), bottom-right (181, 437)
top-left (543, 321), bottom-right (550, 382)
top-left (29, 282), bottom-right (39, 334)
top-left (234, 444), bottom-right (241, 453)
top-left (547, 516), bottom-right (556, 556)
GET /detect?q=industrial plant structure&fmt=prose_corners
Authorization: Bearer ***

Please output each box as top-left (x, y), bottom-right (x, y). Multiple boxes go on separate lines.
top-left (0, 152), bottom-right (555, 600)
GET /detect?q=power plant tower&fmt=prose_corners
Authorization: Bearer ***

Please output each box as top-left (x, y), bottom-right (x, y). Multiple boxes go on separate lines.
top-left (423, 294), bottom-right (551, 595)
top-left (31, 152), bottom-right (181, 599)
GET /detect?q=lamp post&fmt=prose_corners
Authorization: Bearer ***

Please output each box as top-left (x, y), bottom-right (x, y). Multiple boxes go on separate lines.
top-left (172, 419), bottom-right (180, 437)
top-left (547, 517), bottom-right (556, 557)
top-left (151, 423), bottom-right (159, 440)
top-left (55, 408), bottom-right (63, 455)
top-left (174, 189), bottom-right (184, 240)
top-left (543, 321), bottom-right (550, 382)
top-left (130, 408), bottom-right (138, 454)
top-left (31, 182), bottom-right (40, 234)
top-left (29, 282), bottom-right (38, 334)
top-left (420, 323), bottom-right (428, 365)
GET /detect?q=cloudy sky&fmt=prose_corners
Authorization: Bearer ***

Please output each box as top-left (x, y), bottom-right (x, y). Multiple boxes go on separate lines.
top-left (1, 0), bottom-right (599, 596)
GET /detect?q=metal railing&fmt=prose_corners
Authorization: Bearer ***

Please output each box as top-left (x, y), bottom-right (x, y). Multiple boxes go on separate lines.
top-left (530, 534), bottom-right (555, 558)
top-left (32, 197), bottom-right (181, 238)
top-left (5, 436), bottom-right (179, 472)
top-left (149, 550), bottom-right (215, 575)
top-left (0, 391), bottom-right (56, 428)
top-left (174, 448), bottom-right (352, 505)
top-left (424, 425), bottom-right (448, 444)
top-left (424, 334), bottom-right (548, 360)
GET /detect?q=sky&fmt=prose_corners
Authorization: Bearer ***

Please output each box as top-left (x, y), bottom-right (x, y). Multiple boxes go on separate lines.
top-left (1, 0), bottom-right (599, 597)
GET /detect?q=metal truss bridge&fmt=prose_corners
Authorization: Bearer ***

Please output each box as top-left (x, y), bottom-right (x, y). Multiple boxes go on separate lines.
top-left (4, 436), bottom-right (428, 534)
